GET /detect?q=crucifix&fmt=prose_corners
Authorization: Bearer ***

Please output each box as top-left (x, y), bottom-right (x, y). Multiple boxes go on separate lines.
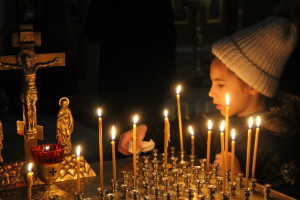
top-left (0, 24), bottom-right (65, 160)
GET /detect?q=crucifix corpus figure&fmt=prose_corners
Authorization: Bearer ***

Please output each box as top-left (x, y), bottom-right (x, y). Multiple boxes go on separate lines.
top-left (0, 48), bottom-right (61, 138)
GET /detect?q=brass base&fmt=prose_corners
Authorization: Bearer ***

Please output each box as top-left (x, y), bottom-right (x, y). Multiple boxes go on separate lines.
top-left (33, 183), bottom-right (69, 200)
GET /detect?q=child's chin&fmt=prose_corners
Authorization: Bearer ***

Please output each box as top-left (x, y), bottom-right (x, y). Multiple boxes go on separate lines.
top-left (220, 110), bottom-right (225, 116)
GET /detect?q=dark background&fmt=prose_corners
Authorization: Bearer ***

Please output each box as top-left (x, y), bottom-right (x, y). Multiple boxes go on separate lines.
top-left (0, 0), bottom-right (299, 163)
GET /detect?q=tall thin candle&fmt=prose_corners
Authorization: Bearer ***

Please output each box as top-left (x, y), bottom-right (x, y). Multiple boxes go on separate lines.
top-left (245, 117), bottom-right (253, 188)
top-left (231, 129), bottom-right (236, 184)
top-left (252, 116), bottom-right (261, 180)
top-left (97, 108), bottom-right (104, 189)
top-left (132, 115), bottom-right (139, 178)
top-left (220, 121), bottom-right (226, 192)
top-left (225, 93), bottom-right (230, 171)
top-left (164, 110), bottom-right (170, 165)
top-left (111, 125), bottom-right (117, 182)
top-left (206, 120), bottom-right (213, 172)
top-left (76, 145), bottom-right (81, 194)
top-left (188, 125), bottom-right (195, 157)
top-left (27, 162), bottom-right (33, 200)
top-left (176, 85), bottom-right (184, 153)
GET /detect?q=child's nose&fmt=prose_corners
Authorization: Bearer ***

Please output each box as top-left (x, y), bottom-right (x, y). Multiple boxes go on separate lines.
top-left (208, 87), bottom-right (214, 98)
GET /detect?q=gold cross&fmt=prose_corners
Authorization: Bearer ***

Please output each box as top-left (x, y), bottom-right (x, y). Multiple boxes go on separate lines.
top-left (0, 24), bottom-right (66, 160)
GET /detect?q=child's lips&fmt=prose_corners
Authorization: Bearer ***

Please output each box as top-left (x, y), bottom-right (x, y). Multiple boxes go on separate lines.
top-left (216, 104), bottom-right (221, 110)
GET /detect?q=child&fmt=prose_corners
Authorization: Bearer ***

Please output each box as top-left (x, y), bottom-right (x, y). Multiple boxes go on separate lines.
top-left (118, 7), bottom-right (300, 199)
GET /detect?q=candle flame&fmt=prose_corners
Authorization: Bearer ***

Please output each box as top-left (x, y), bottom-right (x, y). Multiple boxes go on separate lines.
top-left (76, 145), bottom-right (81, 157)
top-left (256, 116), bottom-right (261, 127)
top-left (97, 108), bottom-right (102, 117)
top-left (220, 120), bottom-right (225, 132)
top-left (248, 117), bottom-right (254, 129)
top-left (208, 120), bottom-right (213, 131)
top-left (226, 93), bottom-right (230, 106)
top-left (111, 125), bottom-right (116, 140)
top-left (188, 125), bottom-right (194, 136)
top-left (28, 162), bottom-right (33, 172)
top-left (231, 129), bottom-right (236, 140)
top-left (176, 85), bottom-right (182, 94)
top-left (45, 145), bottom-right (50, 151)
top-left (164, 109), bottom-right (168, 118)
top-left (133, 115), bottom-right (139, 124)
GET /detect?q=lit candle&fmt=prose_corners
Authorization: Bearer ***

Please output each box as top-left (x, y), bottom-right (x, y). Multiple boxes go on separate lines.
top-left (44, 145), bottom-right (50, 151)
top-left (231, 129), bottom-right (236, 184)
top-left (111, 125), bottom-right (117, 182)
top-left (252, 116), bottom-right (261, 181)
top-left (97, 108), bottom-right (104, 189)
top-left (76, 145), bottom-right (81, 194)
top-left (220, 121), bottom-right (226, 192)
top-left (245, 117), bottom-right (253, 188)
top-left (206, 120), bottom-right (213, 172)
top-left (27, 162), bottom-right (33, 200)
top-left (132, 115), bottom-right (139, 178)
top-left (176, 85), bottom-right (184, 153)
top-left (188, 125), bottom-right (195, 157)
top-left (164, 109), bottom-right (170, 165)
top-left (225, 93), bottom-right (230, 171)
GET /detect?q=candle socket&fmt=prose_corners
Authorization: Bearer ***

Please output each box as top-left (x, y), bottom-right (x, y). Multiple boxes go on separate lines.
top-left (120, 184), bottom-right (129, 200)
top-left (243, 187), bottom-right (251, 200)
top-left (132, 176), bottom-right (139, 191)
top-left (192, 166), bottom-right (201, 183)
top-left (186, 188), bottom-right (195, 200)
top-left (152, 149), bottom-right (158, 160)
top-left (173, 183), bottom-right (183, 198)
top-left (121, 171), bottom-right (130, 185)
top-left (212, 163), bottom-right (219, 177)
top-left (263, 184), bottom-right (271, 199)
top-left (221, 191), bottom-right (229, 200)
top-left (216, 176), bottom-right (223, 191)
top-left (152, 186), bottom-right (160, 200)
top-left (169, 146), bottom-right (176, 159)
top-left (229, 182), bottom-right (237, 197)
top-left (130, 189), bottom-right (139, 200)
top-left (199, 158), bottom-right (206, 173)
top-left (249, 179), bottom-right (257, 192)
top-left (195, 179), bottom-right (205, 195)
top-left (183, 174), bottom-right (192, 189)
top-left (162, 176), bottom-right (170, 193)
top-left (164, 192), bottom-right (173, 200)
top-left (179, 151), bottom-right (185, 163)
top-left (236, 173), bottom-right (244, 188)
top-left (111, 179), bottom-right (118, 194)
top-left (107, 193), bottom-right (116, 200)
top-left (170, 156), bottom-right (178, 169)
top-left (204, 171), bottom-right (212, 185)
top-left (190, 155), bottom-right (195, 168)
top-left (142, 180), bottom-right (150, 196)
top-left (208, 185), bottom-right (217, 199)
top-left (74, 192), bottom-right (83, 200)
top-left (97, 187), bottom-right (106, 200)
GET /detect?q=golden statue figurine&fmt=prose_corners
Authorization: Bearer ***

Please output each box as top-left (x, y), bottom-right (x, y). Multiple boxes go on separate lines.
top-left (56, 97), bottom-right (74, 154)
top-left (0, 48), bottom-right (60, 138)
top-left (0, 120), bottom-right (3, 163)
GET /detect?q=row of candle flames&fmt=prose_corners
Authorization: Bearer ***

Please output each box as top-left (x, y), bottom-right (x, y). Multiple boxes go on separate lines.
top-left (25, 85), bottom-right (262, 199)
top-left (97, 85), bottom-right (262, 194)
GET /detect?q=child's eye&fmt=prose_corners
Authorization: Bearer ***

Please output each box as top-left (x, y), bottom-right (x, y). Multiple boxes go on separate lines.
top-left (217, 84), bottom-right (224, 88)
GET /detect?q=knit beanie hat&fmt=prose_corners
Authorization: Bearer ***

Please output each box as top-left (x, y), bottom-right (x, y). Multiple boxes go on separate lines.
top-left (211, 16), bottom-right (298, 97)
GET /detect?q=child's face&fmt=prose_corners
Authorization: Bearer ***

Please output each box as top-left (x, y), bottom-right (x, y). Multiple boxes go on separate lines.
top-left (208, 58), bottom-right (256, 117)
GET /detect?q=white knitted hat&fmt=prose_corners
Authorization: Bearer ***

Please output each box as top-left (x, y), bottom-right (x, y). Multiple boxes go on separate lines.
top-left (212, 16), bottom-right (298, 97)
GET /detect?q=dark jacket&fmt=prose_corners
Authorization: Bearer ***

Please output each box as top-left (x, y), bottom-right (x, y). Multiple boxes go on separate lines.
top-left (146, 91), bottom-right (300, 198)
